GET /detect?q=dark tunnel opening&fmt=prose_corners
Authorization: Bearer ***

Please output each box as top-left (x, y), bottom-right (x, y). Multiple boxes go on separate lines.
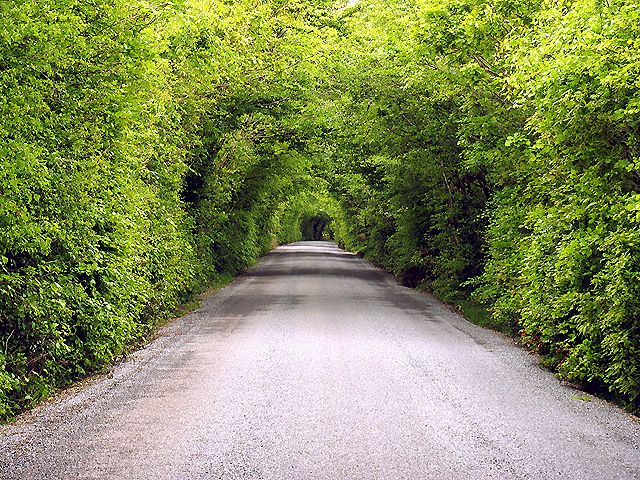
top-left (300, 213), bottom-right (332, 241)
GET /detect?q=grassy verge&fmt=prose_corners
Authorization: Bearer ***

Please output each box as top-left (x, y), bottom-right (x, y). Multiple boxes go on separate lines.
top-left (169, 272), bottom-right (234, 320)
top-left (452, 298), bottom-right (516, 336)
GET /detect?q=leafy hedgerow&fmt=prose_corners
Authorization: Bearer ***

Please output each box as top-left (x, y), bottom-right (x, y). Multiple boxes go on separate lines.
top-left (0, 0), bottom-right (332, 419)
top-left (315, 0), bottom-right (639, 412)
top-left (2, 0), bottom-right (639, 418)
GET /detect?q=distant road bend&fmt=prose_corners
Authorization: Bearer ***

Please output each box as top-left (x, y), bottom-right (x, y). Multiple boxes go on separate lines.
top-left (1, 241), bottom-right (638, 479)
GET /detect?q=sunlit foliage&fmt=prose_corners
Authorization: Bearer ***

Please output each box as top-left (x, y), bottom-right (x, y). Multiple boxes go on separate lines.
top-left (1, 0), bottom-right (638, 417)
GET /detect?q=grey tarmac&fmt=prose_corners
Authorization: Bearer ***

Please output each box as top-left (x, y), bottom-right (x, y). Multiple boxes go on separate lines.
top-left (1, 241), bottom-right (638, 479)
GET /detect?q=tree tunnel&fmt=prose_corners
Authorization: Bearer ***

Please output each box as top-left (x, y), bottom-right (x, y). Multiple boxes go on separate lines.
top-left (300, 213), bottom-right (332, 241)
top-left (2, 0), bottom-right (639, 418)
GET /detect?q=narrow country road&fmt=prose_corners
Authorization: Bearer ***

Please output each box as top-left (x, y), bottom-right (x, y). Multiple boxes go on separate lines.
top-left (1, 241), bottom-right (638, 479)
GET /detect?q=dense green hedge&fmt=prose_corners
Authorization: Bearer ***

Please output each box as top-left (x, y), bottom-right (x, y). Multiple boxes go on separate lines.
top-left (477, 0), bottom-right (640, 409)
top-left (313, 0), bottom-right (639, 412)
top-left (1, 0), bottom-right (194, 416)
top-left (0, 0), bottom-right (333, 419)
top-left (1, 0), bottom-right (638, 418)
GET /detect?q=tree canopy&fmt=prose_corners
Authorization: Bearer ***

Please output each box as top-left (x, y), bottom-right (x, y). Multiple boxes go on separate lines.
top-left (1, 0), bottom-right (639, 418)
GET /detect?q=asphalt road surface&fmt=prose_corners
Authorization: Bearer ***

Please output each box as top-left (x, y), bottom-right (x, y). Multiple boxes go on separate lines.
top-left (1, 241), bottom-right (638, 479)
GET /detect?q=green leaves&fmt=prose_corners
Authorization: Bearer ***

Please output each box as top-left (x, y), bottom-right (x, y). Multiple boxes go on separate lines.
top-left (0, 0), bottom-right (349, 419)
top-left (471, 0), bottom-right (640, 411)
top-left (1, 0), bottom-right (639, 418)
top-left (304, 0), bottom-right (640, 412)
